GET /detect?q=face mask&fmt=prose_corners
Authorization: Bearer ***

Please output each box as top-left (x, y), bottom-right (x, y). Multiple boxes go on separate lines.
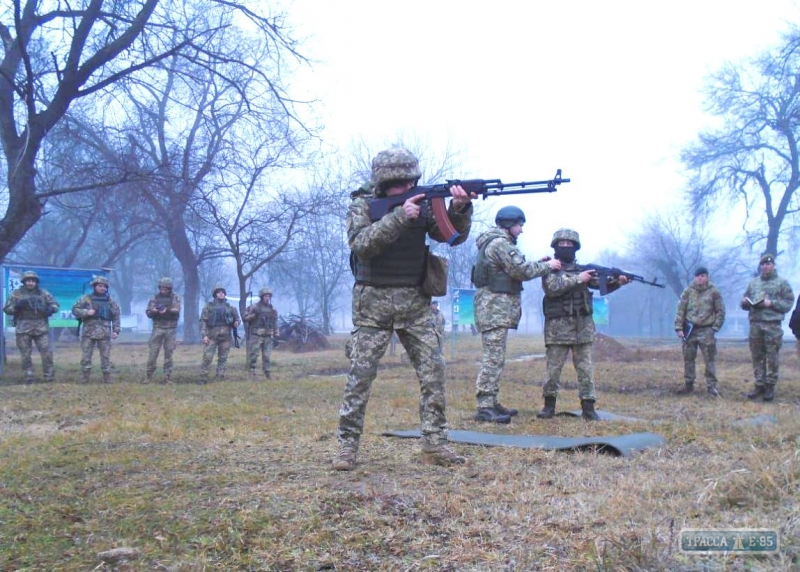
top-left (554, 246), bottom-right (576, 263)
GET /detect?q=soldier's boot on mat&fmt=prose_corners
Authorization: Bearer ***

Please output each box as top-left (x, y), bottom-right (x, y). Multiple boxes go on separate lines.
top-left (474, 407), bottom-right (511, 424)
top-left (421, 444), bottom-right (467, 467)
top-left (332, 446), bottom-right (357, 471)
top-left (494, 402), bottom-right (518, 417)
top-left (581, 399), bottom-right (599, 421)
top-left (537, 396), bottom-right (557, 419)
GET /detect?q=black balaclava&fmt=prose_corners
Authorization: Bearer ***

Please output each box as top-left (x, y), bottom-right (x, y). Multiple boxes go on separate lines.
top-left (554, 244), bottom-right (576, 263)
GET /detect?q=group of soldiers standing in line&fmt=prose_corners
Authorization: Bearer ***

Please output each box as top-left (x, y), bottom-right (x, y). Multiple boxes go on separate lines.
top-left (333, 147), bottom-right (800, 471)
top-left (3, 273), bottom-right (279, 385)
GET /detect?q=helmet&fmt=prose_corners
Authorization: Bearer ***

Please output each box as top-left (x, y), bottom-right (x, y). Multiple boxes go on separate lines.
top-left (495, 206), bottom-right (526, 229)
top-left (259, 288), bottom-right (273, 297)
top-left (550, 228), bottom-right (581, 250)
top-left (158, 277), bottom-right (173, 289)
top-left (21, 270), bottom-right (39, 283)
top-left (91, 276), bottom-right (110, 287)
top-left (211, 285), bottom-right (226, 297)
top-left (371, 148), bottom-right (422, 191)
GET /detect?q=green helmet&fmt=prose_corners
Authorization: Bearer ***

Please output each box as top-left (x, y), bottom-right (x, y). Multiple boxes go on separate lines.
top-left (91, 276), bottom-right (110, 287)
top-left (211, 285), bottom-right (226, 297)
top-left (158, 277), bottom-right (173, 289)
top-left (21, 270), bottom-right (39, 283)
top-left (550, 228), bottom-right (581, 250)
top-left (259, 288), bottom-right (273, 297)
top-left (495, 206), bottom-right (526, 229)
top-left (371, 148), bottom-right (421, 193)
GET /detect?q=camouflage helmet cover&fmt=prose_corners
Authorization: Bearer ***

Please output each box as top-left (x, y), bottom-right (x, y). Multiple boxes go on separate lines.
top-left (21, 270), bottom-right (39, 283)
top-left (550, 228), bottom-right (581, 250)
top-left (211, 285), bottom-right (226, 297)
top-left (370, 148), bottom-right (421, 192)
top-left (158, 277), bottom-right (173, 289)
top-left (495, 205), bottom-right (526, 229)
top-left (91, 275), bottom-right (109, 287)
top-left (259, 288), bottom-right (273, 297)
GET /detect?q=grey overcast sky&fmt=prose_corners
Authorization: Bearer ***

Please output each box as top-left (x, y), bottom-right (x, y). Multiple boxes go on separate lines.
top-left (287, 0), bottom-right (798, 261)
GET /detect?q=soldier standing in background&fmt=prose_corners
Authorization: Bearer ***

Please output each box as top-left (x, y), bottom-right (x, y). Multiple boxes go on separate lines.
top-left (3, 270), bottom-right (59, 384)
top-left (243, 288), bottom-right (279, 380)
top-left (472, 206), bottom-right (560, 423)
top-left (537, 228), bottom-right (629, 421)
top-left (674, 267), bottom-right (726, 396)
top-left (430, 301), bottom-right (445, 339)
top-left (144, 277), bottom-right (181, 384)
top-left (740, 253), bottom-right (794, 402)
top-left (198, 286), bottom-right (240, 383)
top-left (334, 148), bottom-right (475, 471)
top-left (72, 276), bottom-right (121, 384)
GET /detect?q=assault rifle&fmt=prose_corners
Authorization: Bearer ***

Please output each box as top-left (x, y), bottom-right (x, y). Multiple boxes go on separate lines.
top-left (367, 170), bottom-right (570, 245)
top-left (577, 263), bottom-right (666, 296)
top-left (232, 326), bottom-right (241, 349)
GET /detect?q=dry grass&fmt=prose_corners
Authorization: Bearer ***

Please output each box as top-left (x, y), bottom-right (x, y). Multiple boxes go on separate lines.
top-left (0, 333), bottom-right (798, 571)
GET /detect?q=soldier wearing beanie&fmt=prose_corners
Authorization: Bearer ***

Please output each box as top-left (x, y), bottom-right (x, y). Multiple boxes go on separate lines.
top-left (674, 266), bottom-right (726, 396)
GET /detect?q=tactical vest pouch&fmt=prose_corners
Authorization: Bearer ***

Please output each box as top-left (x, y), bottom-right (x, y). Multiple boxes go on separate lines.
top-left (422, 250), bottom-right (448, 297)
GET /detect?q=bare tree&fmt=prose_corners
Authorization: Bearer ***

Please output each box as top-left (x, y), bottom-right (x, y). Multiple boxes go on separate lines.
top-left (682, 26), bottom-right (800, 259)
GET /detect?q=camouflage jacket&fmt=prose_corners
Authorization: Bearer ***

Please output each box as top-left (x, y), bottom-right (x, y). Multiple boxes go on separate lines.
top-left (3, 286), bottom-right (59, 335)
top-left (146, 292), bottom-right (181, 329)
top-left (740, 272), bottom-right (794, 322)
top-left (72, 294), bottom-right (121, 339)
top-left (541, 261), bottom-right (621, 345)
top-left (674, 281), bottom-right (725, 331)
top-left (431, 309), bottom-right (446, 338)
top-left (347, 191), bottom-right (472, 328)
top-left (474, 228), bottom-right (552, 332)
top-left (199, 300), bottom-right (240, 337)
top-left (244, 302), bottom-right (278, 336)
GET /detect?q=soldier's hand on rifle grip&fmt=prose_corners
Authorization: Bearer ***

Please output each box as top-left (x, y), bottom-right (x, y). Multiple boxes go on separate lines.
top-left (449, 184), bottom-right (475, 209)
top-left (677, 330), bottom-right (685, 339)
top-left (578, 269), bottom-right (596, 283)
top-left (618, 275), bottom-right (630, 285)
top-left (403, 194), bottom-right (426, 219)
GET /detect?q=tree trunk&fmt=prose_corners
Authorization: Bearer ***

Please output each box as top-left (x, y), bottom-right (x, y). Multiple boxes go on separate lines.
top-left (167, 219), bottom-right (201, 343)
top-left (0, 153), bottom-right (43, 263)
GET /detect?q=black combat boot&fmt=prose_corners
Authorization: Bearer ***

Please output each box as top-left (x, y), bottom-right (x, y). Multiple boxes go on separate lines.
top-left (762, 386), bottom-right (775, 402)
top-left (581, 399), bottom-right (599, 421)
top-left (494, 402), bottom-right (518, 417)
top-left (537, 396), bottom-right (557, 419)
top-left (678, 383), bottom-right (694, 394)
top-left (474, 407), bottom-right (511, 424)
top-left (747, 386), bottom-right (766, 399)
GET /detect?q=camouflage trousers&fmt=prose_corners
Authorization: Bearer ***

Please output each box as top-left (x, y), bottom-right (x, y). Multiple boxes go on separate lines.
top-left (748, 321), bottom-right (784, 387)
top-left (543, 343), bottom-right (595, 400)
top-left (146, 327), bottom-right (177, 377)
top-left (16, 331), bottom-right (54, 381)
top-left (338, 324), bottom-right (447, 451)
top-left (247, 334), bottom-right (273, 374)
top-left (81, 336), bottom-right (112, 373)
top-left (475, 327), bottom-right (509, 408)
top-left (201, 331), bottom-right (232, 380)
top-left (682, 326), bottom-right (718, 388)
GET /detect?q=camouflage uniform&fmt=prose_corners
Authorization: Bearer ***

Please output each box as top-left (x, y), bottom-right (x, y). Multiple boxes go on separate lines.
top-left (741, 260), bottom-right (794, 392)
top-left (337, 149), bottom-right (473, 466)
top-left (431, 305), bottom-right (446, 339)
top-left (541, 229), bottom-right (624, 409)
top-left (72, 279), bottom-right (121, 381)
top-left (674, 279), bottom-right (726, 391)
top-left (145, 279), bottom-right (181, 383)
top-left (473, 227), bottom-right (552, 410)
top-left (199, 291), bottom-right (240, 382)
top-left (3, 273), bottom-right (59, 382)
top-left (244, 290), bottom-right (278, 379)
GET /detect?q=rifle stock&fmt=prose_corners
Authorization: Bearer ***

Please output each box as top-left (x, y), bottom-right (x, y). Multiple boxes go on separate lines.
top-left (368, 170), bottom-right (570, 245)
